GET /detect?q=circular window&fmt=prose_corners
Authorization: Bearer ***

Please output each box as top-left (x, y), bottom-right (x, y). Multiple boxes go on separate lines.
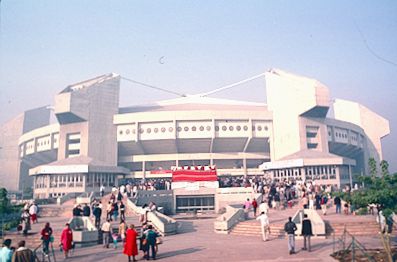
top-left (184, 126), bottom-right (189, 131)
top-left (147, 128), bottom-right (151, 133)
top-left (199, 126), bottom-right (204, 131)
top-left (215, 126), bottom-right (219, 131)
top-left (222, 126), bottom-right (227, 131)
top-left (252, 126), bottom-right (256, 131)
top-left (264, 126), bottom-right (268, 131)
top-left (236, 125), bottom-right (241, 131)
top-left (169, 127), bottom-right (173, 132)
top-left (192, 126), bottom-right (197, 131)
top-left (161, 127), bottom-right (166, 133)
top-left (177, 127), bottom-right (182, 132)
top-left (206, 126), bottom-right (211, 131)
top-left (139, 128), bottom-right (144, 134)
top-left (243, 126), bottom-right (248, 131)
top-left (257, 126), bottom-right (262, 131)
top-left (126, 129), bottom-right (130, 134)
top-left (154, 128), bottom-right (159, 133)
top-left (229, 126), bottom-right (234, 131)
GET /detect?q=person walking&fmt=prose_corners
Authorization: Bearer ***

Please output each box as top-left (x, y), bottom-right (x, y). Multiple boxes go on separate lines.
top-left (123, 224), bottom-right (138, 262)
top-left (0, 239), bottom-right (13, 262)
top-left (29, 202), bottom-right (38, 224)
top-left (21, 210), bottom-right (31, 236)
top-left (259, 200), bottom-right (269, 215)
top-left (145, 225), bottom-right (159, 260)
top-left (100, 185), bottom-right (105, 197)
top-left (301, 214), bottom-right (313, 252)
top-left (113, 202), bottom-right (119, 222)
top-left (244, 198), bottom-right (251, 219)
top-left (101, 219), bottom-right (112, 248)
top-left (93, 203), bottom-right (102, 228)
top-left (120, 201), bottom-right (126, 221)
top-left (83, 204), bottom-right (91, 217)
top-left (60, 223), bottom-right (73, 259)
top-left (321, 195), bottom-right (328, 215)
top-left (11, 240), bottom-right (34, 262)
top-left (252, 199), bottom-right (258, 217)
top-left (284, 217), bottom-right (297, 255)
top-left (40, 222), bottom-right (53, 256)
top-left (119, 219), bottom-right (127, 243)
top-left (256, 212), bottom-right (270, 241)
top-left (334, 195), bottom-right (341, 214)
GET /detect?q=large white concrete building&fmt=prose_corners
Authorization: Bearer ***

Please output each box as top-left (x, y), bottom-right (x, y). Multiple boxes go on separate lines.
top-left (0, 69), bottom-right (390, 198)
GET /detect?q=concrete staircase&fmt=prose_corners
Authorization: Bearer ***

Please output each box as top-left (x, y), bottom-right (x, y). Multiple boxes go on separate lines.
top-left (325, 220), bottom-right (381, 237)
top-left (229, 220), bottom-right (285, 238)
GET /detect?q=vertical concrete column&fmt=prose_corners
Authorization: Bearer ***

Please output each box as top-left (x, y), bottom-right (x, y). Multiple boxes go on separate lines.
top-left (335, 166), bottom-right (341, 189)
top-left (243, 157), bottom-right (247, 177)
top-left (210, 119), bottom-right (215, 166)
top-left (142, 161), bottom-right (146, 179)
top-left (348, 165), bottom-right (353, 189)
top-left (83, 173), bottom-right (86, 191)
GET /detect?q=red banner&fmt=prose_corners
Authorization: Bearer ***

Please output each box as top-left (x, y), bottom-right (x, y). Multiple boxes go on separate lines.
top-left (172, 169), bottom-right (218, 182)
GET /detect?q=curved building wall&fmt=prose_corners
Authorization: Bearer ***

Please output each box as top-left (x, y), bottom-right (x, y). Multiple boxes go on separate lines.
top-left (114, 107), bottom-right (273, 177)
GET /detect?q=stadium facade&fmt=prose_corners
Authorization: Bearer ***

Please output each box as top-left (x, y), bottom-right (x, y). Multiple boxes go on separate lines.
top-left (0, 69), bottom-right (390, 199)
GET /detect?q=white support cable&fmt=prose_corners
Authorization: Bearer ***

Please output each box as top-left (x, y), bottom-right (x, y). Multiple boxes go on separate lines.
top-left (121, 76), bottom-right (186, 97)
top-left (197, 72), bottom-right (266, 97)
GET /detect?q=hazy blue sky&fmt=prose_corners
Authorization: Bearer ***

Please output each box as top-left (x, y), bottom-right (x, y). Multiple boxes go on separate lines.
top-left (1, 1), bottom-right (396, 171)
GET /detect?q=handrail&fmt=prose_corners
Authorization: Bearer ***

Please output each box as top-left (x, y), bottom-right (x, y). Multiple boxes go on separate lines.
top-left (33, 242), bottom-right (43, 262)
top-left (32, 240), bottom-right (57, 262)
top-left (333, 228), bottom-right (376, 262)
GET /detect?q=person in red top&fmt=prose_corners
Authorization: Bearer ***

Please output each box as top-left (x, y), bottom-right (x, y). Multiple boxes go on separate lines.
top-left (123, 224), bottom-right (138, 262)
top-left (41, 222), bottom-right (53, 256)
top-left (60, 223), bottom-right (73, 259)
top-left (252, 199), bottom-right (258, 217)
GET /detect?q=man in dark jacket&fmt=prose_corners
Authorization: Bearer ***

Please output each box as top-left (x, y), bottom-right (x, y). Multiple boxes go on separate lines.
top-left (334, 196), bottom-right (341, 214)
top-left (83, 204), bottom-right (91, 217)
top-left (72, 205), bottom-right (82, 217)
top-left (301, 214), bottom-right (313, 251)
top-left (284, 217), bottom-right (297, 254)
top-left (93, 204), bottom-right (102, 228)
top-left (146, 225), bottom-right (159, 260)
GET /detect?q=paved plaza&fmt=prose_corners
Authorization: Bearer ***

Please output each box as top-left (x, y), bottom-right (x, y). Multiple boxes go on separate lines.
top-left (9, 202), bottom-right (394, 262)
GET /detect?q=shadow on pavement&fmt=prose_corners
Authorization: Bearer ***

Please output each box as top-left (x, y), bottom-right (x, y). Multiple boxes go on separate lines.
top-left (158, 247), bottom-right (204, 259)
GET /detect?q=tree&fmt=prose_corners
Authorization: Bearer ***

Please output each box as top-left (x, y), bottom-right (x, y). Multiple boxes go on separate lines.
top-left (368, 157), bottom-right (377, 177)
top-left (380, 160), bottom-right (390, 177)
top-left (352, 173), bottom-right (397, 262)
top-left (0, 188), bottom-right (10, 213)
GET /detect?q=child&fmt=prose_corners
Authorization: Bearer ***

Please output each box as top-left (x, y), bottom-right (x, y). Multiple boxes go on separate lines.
top-left (112, 233), bottom-right (118, 249)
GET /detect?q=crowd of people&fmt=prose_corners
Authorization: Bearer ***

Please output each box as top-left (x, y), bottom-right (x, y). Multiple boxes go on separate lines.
top-left (0, 222), bottom-right (73, 261)
top-left (2, 175), bottom-right (394, 260)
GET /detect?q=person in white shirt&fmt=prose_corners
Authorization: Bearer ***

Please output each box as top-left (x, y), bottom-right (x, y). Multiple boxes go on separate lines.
top-left (101, 220), bottom-right (112, 248)
top-left (256, 212), bottom-right (270, 241)
top-left (29, 203), bottom-right (38, 224)
top-left (259, 201), bottom-right (269, 215)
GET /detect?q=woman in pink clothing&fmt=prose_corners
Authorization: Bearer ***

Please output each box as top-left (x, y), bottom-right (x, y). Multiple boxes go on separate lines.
top-left (60, 223), bottom-right (73, 259)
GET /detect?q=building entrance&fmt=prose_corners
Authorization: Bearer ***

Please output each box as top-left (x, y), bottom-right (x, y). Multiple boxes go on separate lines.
top-left (175, 194), bottom-right (215, 213)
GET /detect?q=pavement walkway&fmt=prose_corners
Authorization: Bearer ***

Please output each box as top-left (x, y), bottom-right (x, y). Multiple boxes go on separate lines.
top-left (5, 198), bottom-right (395, 262)
top-left (47, 212), bottom-right (392, 262)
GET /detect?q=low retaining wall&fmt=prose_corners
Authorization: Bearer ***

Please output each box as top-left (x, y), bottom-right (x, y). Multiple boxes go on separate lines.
top-left (126, 198), bottom-right (177, 235)
top-left (214, 205), bottom-right (245, 234)
top-left (292, 209), bottom-right (326, 238)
